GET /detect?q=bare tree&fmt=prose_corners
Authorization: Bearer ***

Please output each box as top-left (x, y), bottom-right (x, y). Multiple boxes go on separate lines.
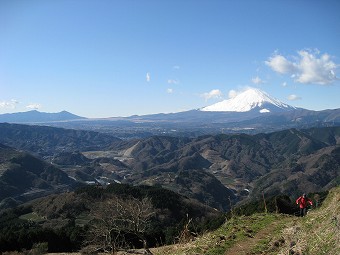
top-left (84, 195), bottom-right (155, 254)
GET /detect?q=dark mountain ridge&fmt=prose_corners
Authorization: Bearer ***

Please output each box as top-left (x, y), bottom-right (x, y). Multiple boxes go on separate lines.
top-left (0, 123), bottom-right (121, 157)
top-left (0, 122), bottom-right (339, 212)
top-left (117, 126), bottom-right (340, 205)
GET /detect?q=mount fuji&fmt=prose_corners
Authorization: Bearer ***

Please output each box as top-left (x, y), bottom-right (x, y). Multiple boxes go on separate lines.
top-left (109, 87), bottom-right (303, 127)
top-left (201, 88), bottom-right (296, 113)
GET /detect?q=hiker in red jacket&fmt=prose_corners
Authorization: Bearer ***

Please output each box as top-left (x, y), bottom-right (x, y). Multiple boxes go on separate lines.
top-left (296, 193), bottom-right (313, 217)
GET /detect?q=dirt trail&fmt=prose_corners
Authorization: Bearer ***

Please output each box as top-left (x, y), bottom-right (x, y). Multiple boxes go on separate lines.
top-left (224, 221), bottom-right (281, 255)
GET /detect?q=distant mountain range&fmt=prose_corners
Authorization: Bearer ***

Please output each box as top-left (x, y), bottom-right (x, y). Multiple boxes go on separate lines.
top-left (1, 88), bottom-right (340, 138)
top-left (122, 88), bottom-right (339, 126)
top-left (0, 110), bottom-right (85, 123)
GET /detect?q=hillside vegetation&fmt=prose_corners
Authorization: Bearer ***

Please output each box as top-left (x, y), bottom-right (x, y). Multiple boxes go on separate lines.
top-left (0, 186), bottom-right (338, 254)
top-left (0, 184), bottom-right (224, 253)
top-left (150, 186), bottom-right (339, 255)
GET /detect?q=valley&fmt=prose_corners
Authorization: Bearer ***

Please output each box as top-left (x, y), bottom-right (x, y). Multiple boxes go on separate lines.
top-left (1, 122), bottom-right (339, 212)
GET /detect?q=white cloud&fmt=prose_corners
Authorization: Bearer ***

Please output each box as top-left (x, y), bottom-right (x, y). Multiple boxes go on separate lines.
top-left (265, 54), bottom-right (296, 74)
top-left (266, 50), bottom-right (338, 85)
top-left (166, 88), bottom-right (173, 94)
top-left (146, 72), bottom-right (151, 82)
top-left (173, 65), bottom-right (180, 70)
top-left (167, 79), bottom-right (178, 84)
top-left (0, 99), bottom-right (19, 109)
top-left (251, 76), bottom-right (264, 84)
top-left (26, 103), bottom-right (42, 110)
top-left (228, 89), bottom-right (238, 99)
top-left (201, 89), bottom-right (223, 101)
top-left (282, 82), bottom-right (288, 87)
top-left (296, 51), bottom-right (337, 84)
top-left (228, 87), bottom-right (253, 98)
top-left (287, 94), bottom-right (302, 101)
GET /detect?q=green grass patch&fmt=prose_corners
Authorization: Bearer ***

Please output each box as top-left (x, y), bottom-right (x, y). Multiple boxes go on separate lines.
top-left (19, 212), bottom-right (45, 223)
top-left (250, 239), bottom-right (271, 254)
top-left (202, 213), bottom-right (283, 255)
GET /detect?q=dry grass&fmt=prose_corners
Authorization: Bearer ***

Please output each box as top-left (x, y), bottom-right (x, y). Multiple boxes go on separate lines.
top-left (272, 186), bottom-right (340, 255)
top-left (152, 187), bottom-right (340, 255)
top-left (302, 187), bottom-right (340, 254)
top-left (150, 214), bottom-right (287, 255)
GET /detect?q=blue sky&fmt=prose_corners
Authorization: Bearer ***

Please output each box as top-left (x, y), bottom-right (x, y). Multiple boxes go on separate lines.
top-left (0, 0), bottom-right (339, 118)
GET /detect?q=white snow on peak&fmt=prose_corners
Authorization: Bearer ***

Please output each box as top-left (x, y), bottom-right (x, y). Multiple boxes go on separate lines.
top-left (259, 108), bottom-right (270, 113)
top-left (201, 88), bottom-right (294, 112)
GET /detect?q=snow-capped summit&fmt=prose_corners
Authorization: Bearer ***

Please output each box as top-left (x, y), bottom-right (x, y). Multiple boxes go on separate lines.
top-left (201, 88), bottom-right (295, 113)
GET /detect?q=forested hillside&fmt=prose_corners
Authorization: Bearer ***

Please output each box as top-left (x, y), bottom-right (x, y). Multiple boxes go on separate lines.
top-left (0, 183), bottom-right (224, 253)
top-left (0, 124), bottom-right (339, 211)
top-left (0, 123), bottom-right (120, 157)
top-left (0, 143), bottom-right (76, 209)
top-left (119, 127), bottom-right (340, 205)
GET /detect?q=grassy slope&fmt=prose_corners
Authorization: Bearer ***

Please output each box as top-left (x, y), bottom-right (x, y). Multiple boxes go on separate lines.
top-left (149, 186), bottom-right (339, 255)
top-left (275, 186), bottom-right (340, 255)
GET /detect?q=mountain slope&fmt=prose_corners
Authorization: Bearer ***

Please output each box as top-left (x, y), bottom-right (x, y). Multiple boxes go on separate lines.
top-left (151, 186), bottom-right (339, 255)
top-left (0, 123), bottom-right (121, 157)
top-left (115, 126), bottom-right (340, 206)
top-left (0, 183), bottom-right (225, 253)
top-left (0, 143), bottom-right (77, 209)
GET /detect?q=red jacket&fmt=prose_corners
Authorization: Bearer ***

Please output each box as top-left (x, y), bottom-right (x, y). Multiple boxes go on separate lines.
top-left (296, 196), bottom-right (313, 209)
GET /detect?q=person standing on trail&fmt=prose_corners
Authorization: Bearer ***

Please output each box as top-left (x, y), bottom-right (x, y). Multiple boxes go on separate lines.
top-left (296, 193), bottom-right (313, 217)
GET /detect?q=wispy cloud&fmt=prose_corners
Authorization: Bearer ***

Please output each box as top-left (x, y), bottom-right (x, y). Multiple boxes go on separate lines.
top-left (0, 99), bottom-right (19, 109)
top-left (26, 103), bottom-right (42, 110)
top-left (173, 65), bottom-right (180, 70)
top-left (282, 82), bottom-right (288, 87)
top-left (146, 72), bottom-right (151, 82)
top-left (201, 89), bottom-right (223, 101)
top-left (287, 94), bottom-right (302, 101)
top-left (228, 87), bottom-right (253, 98)
top-left (266, 49), bottom-right (338, 85)
top-left (167, 79), bottom-right (179, 84)
top-left (251, 76), bottom-right (264, 84)
top-left (166, 88), bottom-right (173, 94)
